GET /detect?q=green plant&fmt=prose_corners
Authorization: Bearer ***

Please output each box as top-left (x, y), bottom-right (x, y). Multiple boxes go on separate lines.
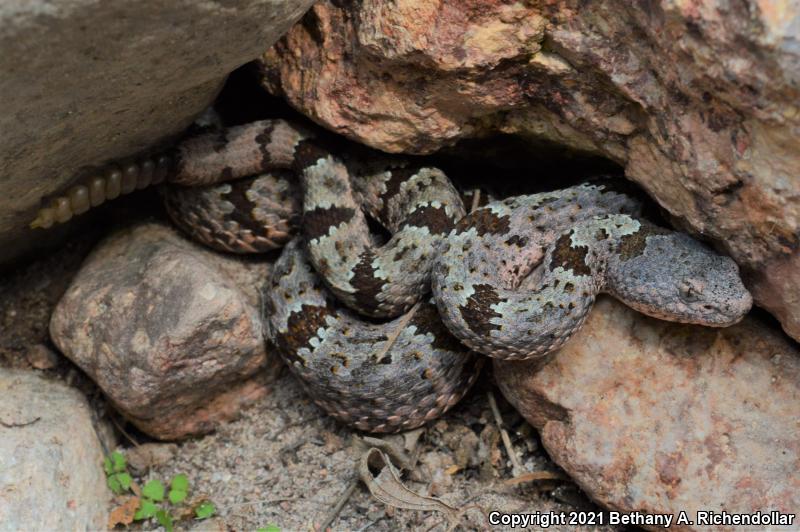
top-left (103, 452), bottom-right (216, 530)
top-left (257, 525), bottom-right (281, 532)
top-left (169, 473), bottom-right (189, 504)
top-left (134, 479), bottom-right (165, 521)
top-left (195, 501), bottom-right (216, 520)
top-left (103, 451), bottom-right (133, 495)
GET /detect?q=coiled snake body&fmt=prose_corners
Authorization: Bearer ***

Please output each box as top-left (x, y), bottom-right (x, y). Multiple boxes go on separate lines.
top-left (34, 119), bottom-right (753, 432)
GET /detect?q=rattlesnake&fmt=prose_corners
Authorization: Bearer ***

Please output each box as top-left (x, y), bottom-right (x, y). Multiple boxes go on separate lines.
top-left (34, 119), bottom-right (753, 432)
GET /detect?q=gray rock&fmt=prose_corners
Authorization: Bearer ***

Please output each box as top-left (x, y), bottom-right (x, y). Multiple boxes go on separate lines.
top-left (495, 296), bottom-right (800, 531)
top-left (0, 0), bottom-right (315, 265)
top-left (0, 369), bottom-right (109, 531)
top-left (50, 222), bottom-right (279, 440)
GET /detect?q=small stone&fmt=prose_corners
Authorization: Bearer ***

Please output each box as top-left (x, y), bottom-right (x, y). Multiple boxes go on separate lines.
top-left (442, 425), bottom-right (480, 470)
top-left (125, 442), bottom-right (179, 474)
top-left (24, 343), bottom-right (60, 369)
top-left (50, 222), bottom-right (279, 440)
top-left (495, 296), bottom-right (800, 523)
top-left (0, 369), bottom-right (110, 530)
top-left (322, 431), bottom-right (344, 454)
top-left (189, 516), bottom-right (227, 532)
top-left (418, 450), bottom-right (455, 495)
top-left (366, 508), bottom-right (386, 521)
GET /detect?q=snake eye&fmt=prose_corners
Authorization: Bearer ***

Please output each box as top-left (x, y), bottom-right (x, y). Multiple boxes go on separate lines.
top-left (678, 279), bottom-right (703, 302)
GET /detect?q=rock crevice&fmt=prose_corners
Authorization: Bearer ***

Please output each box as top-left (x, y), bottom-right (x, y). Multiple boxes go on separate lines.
top-left (260, 0), bottom-right (800, 341)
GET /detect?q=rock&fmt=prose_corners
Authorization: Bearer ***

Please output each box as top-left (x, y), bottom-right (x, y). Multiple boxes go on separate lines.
top-left (441, 425), bottom-right (481, 470)
top-left (50, 222), bottom-right (279, 440)
top-left (261, 0), bottom-right (800, 342)
top-left (0, 0), bottom-right (315, 265)
top-left (417, 450), bottom-right (456, 496)
top-left (124, 443), bottom-right (179, 475)
top-left (0, 368), bottom-right (110, 530)
top-left (189, 517), bottom-right (228, 532)
top-left (494, 297), bottom-right (800, 528)
top-left (24, 344), bottom-right (60, 370)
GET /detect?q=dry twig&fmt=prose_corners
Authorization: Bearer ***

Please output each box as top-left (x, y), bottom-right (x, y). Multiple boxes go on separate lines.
top-left (487, 391), bottom-right (523, 477)
top-left (504, 470), bottom-right (567, 486)
top-left (319, 477), bottom-right (359, 531)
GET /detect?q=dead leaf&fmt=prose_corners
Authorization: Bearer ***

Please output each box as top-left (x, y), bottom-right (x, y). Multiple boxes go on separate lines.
top-left (170, 496), bottom-right (212, 520)
top-left (359, 448), bottom-right (464, 530)
top-left (444, 465), bottom-right (461, 476)
top-left (402, 428), bottom-right (424, 454)
top-left (107, 496), bottom-right (139, 528)
top-left (129, 479), bottom-right (142, 498)
top-left (360, 436), bottom-right (413, 470)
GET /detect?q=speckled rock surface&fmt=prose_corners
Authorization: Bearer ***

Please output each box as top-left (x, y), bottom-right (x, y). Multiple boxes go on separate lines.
top-left (0, 0), bottom-right (315, 265)
top-left (50, 222), bottom-right (278, 440)
top-left (0, 369), bottom-right (109, 530)
top-left (261, 0), bottom-right (800, 342)
top-left (494, 296), bottom-right (800, 529)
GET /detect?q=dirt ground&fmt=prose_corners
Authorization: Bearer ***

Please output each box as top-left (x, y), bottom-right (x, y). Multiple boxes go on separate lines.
top-left (141, 368), bottom-right (616, 531)
top-left (0, 212), bottom-right (619, 532)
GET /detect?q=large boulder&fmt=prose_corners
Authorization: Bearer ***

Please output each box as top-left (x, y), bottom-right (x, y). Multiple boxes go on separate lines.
top-left (494, 297), bottom-right (800, 530)
top-left (260, 0), bottom-right (800, 342)
top-left (0, 0), bottom-right (315, 265)
top-left (50, 222), bottom-right (278, 440)
top-left (0, 369), bottom-right (110, 530)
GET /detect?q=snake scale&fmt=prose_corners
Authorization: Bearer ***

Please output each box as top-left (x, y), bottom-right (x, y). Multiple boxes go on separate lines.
top-left (34, 119), bottom-right (753, 432)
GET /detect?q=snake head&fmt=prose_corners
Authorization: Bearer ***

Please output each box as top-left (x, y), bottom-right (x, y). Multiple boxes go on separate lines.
top-left (607, 230), bottom-right (752, 326)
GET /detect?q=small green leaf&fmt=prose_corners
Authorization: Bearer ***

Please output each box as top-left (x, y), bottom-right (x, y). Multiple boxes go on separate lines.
top-left (117, 472), bottom-right (133, 491)
top-left (258, 525), bottom-right (281, 532)
top-left (107, 475), bottom-right (122, 495)
top-left (168, 474), bottom-right (189, 503)
top-left (103, 456), bottom-right (113, 476)
top-left (170, 473), bottom-right (189, 492)
top-left (195, 501), bottom-right (216, 519)
top-left (168, 488), bottom-right (187, 505)
top-left (142, 479), bottom-right (165, 502)
top-left (156, 509), bottom-right (174, 532)
top-left (111, 451), bottom-right (127, 473)
top-left (134, 499), bottom-right (158, 520)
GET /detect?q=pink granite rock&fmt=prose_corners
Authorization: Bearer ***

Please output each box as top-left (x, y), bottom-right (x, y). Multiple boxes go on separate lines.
top-left (50, 222), bottom-right (279, 440)
top-left (261, 0), bottom-right (800, 343)
top-left (494, 297), bottom-right (799, 530)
